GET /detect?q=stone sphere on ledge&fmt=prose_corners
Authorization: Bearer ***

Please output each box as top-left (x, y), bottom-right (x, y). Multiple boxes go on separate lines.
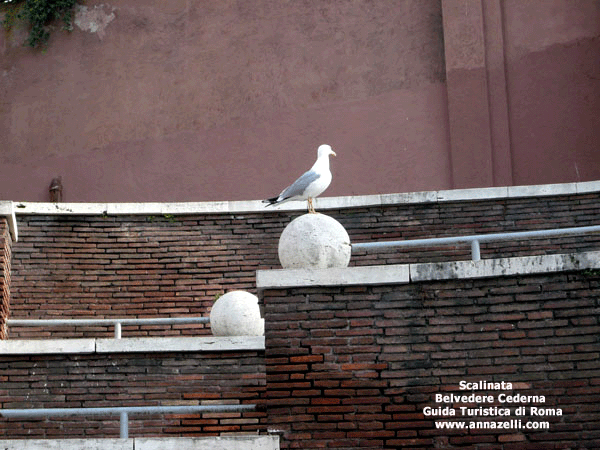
top-left (278, 213), bottom-right (351, 269)
top-left (210, 291), bottom-right (264, 336)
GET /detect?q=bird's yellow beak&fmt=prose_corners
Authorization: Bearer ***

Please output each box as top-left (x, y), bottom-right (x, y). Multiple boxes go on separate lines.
top-left (331, 151), bottom-right (337, 157)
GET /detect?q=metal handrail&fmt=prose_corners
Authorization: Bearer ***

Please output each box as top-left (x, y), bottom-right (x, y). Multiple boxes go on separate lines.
top-left (351, 225), bottom-right (600, 261)
top-left (0, 404), bottom-right (256, 439)
top-left (7, 317), bottom-right (210, 339)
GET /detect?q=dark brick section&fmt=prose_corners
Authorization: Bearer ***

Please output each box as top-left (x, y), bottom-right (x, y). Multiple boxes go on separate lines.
top-left (1, 191), bottom-right (600, 442)
top-left (347, 193), bottom-right (600, 265)
top-left (0, 218), bottom-right (12, 339)
top-left (262, 271), bottom-right (600, 449)
top-left (0, 350), bottom-right (265, 438)
top-left (10, 213), bottom-right (284, 337)
top-left (10, 192), bottom-right (600, 338)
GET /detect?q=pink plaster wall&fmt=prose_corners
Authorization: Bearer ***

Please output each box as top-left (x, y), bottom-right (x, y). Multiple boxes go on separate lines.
top-left (0, 0), bottom-right (448, 202)
top-left (441, 0), bottom-right (600, 189)
top-left (1, 0), bottom-right (599, 202)
top-left (503, 0), bottom-right (600, 185)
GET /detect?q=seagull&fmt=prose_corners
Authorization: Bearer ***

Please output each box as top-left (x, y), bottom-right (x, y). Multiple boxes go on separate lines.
top-left (263, 144), bottom-right (336, 213)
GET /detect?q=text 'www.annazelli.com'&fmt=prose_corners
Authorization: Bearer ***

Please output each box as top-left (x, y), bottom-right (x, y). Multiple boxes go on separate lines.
top-left (435, 420), bottom-right (550, 430)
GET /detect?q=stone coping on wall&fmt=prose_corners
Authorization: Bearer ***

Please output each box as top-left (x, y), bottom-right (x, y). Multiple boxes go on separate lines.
top-left (0, 336), bottom-right (265, 355)
top-left (0, 436), bottom-right (280, 450)
top-left (0, 200), bottom-right (18, 242)
top-left (9, 180), bottom-right (600, 216)
top-left (256, 251), bottom-right (600, 290)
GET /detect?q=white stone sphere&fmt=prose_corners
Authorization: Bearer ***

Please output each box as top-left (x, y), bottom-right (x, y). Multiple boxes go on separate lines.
top-left (278, 213), bottom-right (351, 269)
top-left (210, 291), bottom-right (264, 336)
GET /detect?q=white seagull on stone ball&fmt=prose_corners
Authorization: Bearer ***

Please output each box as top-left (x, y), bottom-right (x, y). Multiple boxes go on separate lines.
top-left (263, 144), bottom-right (336, 214)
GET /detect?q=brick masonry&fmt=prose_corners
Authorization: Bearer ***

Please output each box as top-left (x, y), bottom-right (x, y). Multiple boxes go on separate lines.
top-left (261, 271), bottom-right (600, 449)
top-left (0, 218), bottom-right (12, 340)
top-left (1, 189), bottom-right (600, 442)
top-left (9, 192), bottom-right (600, 338)
top-left (9, 213), bottom-right (283, 338)
top-left (0, 350), bottom-right (265, 438)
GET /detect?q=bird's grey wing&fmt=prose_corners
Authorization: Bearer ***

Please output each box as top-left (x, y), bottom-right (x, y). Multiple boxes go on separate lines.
top-left (279, 170), bottom-right (321, 200)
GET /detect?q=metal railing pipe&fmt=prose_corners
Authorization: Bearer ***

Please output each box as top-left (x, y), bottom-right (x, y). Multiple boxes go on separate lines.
top-left (471, 239), bottom-right (481, 261)
top-left (351, 225), bottom-right (600, 260)
top-left (120, 411), bottom-right (128, 439)
top-left (7, 318), bottom-right (210, 327)
top-left (7, 317), bottom-right (211, 339)
top-left (0, 404), bottom-right (257, 439)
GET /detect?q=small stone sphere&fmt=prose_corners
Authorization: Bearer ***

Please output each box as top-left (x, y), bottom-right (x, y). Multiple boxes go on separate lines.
top-left (278, 213), bottom-right (351, 269)
top-left (210, 291), bottom-right (264, 336)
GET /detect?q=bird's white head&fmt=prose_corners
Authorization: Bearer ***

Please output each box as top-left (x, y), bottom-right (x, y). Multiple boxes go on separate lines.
top-left (317, 144), bottom-right (336, 158)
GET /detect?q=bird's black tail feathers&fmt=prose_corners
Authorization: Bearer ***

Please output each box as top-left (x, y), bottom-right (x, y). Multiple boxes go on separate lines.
top-left (262, 197), bottom-right (279, 207)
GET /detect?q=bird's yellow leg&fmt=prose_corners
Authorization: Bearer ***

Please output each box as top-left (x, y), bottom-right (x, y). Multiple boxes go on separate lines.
top-left (308, 198), bottom-right (316, 213)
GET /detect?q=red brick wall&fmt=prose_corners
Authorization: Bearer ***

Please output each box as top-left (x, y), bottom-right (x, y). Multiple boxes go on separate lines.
top-left (0, 350), bottom-right (265, 438)
top-left (0, 218), bottom-right (11, 339)
top-left (347, 192), bottom-right (600, 264)
top-left (2, 190), bottom-right (600, 442)
top-left (262, 271), bottom-right (600, 449)
top-left (9, 192), bottom-right (600, 338)
top-left (10, 213), bottom-right (285, 337)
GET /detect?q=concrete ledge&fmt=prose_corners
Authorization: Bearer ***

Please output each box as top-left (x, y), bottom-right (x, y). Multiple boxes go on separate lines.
top-left (507, 182), bottom-right (579, 198)
top-left (12, 180), bottom-right (600, 215)
top-left (0, 439), bottom-right (130, 450)
top-left (410, 251), bottom-right (600, 281)
top-left (0, 436), bottom-right (280, 450)
top-left (0, 200), bottom-right (18, 241)
top-left (96, 336), bottom-right (265, 353)
top-left (137, 436), bottom-right (279, 450)
top-left (0, 336), bottom-right (265, 355)
top-left (257, 251), bottom-right (600, 290)
top-left (0, 338), bottom-right (96, 354)
top-left (257, 265), bottom-right (410, 290)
